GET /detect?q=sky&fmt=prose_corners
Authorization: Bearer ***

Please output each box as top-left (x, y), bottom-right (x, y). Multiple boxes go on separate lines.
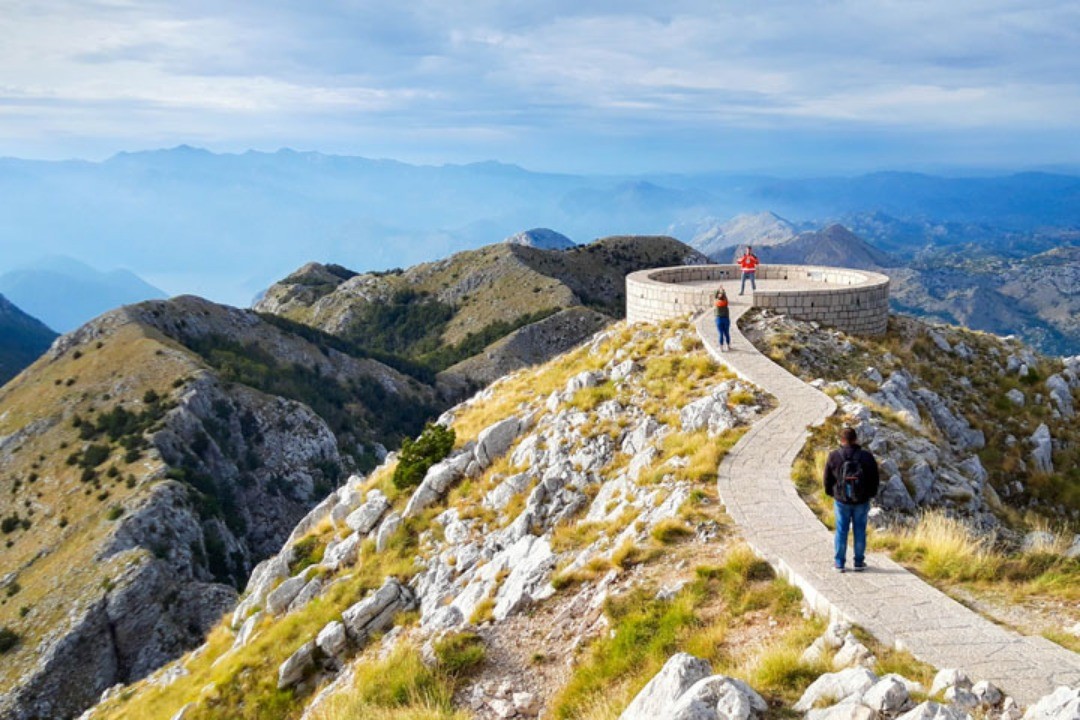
top-left (1, 0), bottom-right (1079, 173)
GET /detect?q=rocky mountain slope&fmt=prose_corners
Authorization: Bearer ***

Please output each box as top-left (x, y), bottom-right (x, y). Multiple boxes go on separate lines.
top-left (255, 236), bottom-right (707, 391)
top-left (0, 295), bottom-right (439, 720)
top-left (77, 312), bottom-right (1079, 720)
top-left (742, 308), bottom-right (1080, 535)
top-left (890, 245), bottom-right (1080, 357)
top-left (0, 294), bottom-right (56, 385)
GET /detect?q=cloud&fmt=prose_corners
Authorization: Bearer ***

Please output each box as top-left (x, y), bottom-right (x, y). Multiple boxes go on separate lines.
top-left (0, 0), bottom-right (1078, 170)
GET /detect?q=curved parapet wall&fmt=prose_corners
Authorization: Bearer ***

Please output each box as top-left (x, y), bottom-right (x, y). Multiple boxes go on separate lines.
top-left (626, 263), bottom-right (890, 336)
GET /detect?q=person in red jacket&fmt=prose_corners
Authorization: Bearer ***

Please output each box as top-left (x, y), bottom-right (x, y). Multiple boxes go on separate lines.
top-left (738, 246), bottom-right (759, 295)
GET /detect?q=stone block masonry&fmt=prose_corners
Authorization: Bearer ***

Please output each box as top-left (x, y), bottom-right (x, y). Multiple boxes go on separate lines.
top-left (625, 263), bottom-right (890, 336)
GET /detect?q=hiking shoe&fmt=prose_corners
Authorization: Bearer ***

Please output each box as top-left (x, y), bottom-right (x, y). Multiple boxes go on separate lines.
top-left (853, 562), bottom-right (867, 572)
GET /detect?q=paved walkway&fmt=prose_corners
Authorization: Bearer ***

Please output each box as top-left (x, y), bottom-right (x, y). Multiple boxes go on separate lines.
top-left (694, 298), bottom-right (1080, 704)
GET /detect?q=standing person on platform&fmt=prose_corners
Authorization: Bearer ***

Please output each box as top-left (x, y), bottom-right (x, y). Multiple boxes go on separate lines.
top-left (823, 427), bottom-right (880, 572)
top-left (738, 246), bottom-right (759, 295)
top-left (714, 286), bottom-right (731, 352)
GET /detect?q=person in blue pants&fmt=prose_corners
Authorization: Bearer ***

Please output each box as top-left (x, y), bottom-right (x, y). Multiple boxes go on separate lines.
top-left (823, 427), bottom-right (880, 572)
top-left (713, 287), bottom-right (731, 351)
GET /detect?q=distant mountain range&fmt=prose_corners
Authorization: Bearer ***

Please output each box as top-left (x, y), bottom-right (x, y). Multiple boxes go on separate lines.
top-left (0, 294), bottom-right (56, 385)
top-left (0, 256), bottom-right (166, 333)
top-left (2, 147), bottom-right (1079, 305)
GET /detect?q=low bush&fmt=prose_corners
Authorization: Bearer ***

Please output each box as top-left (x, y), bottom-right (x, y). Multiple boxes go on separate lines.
top-left (393, 423), bottom-right (455, 490)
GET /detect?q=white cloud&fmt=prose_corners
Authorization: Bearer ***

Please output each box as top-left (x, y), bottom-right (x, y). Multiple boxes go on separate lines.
top-left (0, 0), bottom-right (1077, 168)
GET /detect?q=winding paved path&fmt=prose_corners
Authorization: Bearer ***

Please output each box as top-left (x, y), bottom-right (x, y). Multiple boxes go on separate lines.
top-left (694, 299), bottom-right (1080, 705)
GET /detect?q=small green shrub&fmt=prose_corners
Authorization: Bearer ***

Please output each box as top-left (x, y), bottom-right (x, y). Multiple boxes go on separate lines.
top-left (105, 505), bottom-right (124, 521)
top-left (288, 535), bottom-right (326, 574)
top-left (393, 423), bottom-right (456, 490)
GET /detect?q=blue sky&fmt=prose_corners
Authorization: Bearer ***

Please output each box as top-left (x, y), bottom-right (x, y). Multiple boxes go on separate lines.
top-left (1, 0), bottom-right (1078, 173)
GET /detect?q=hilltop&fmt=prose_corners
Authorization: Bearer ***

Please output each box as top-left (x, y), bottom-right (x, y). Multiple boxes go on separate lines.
top-left (0, 295), bottom-right (56, 385)
top-left (0, 295), bottom-right (439, 720)
top-left (256, 235), bottom-right (707, 391)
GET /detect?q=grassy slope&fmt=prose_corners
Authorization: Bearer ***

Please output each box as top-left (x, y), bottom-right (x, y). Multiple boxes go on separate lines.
top-left (0, 322), bottom-right (194, 687)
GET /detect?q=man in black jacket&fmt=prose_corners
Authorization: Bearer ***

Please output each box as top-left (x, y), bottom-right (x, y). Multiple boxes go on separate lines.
top-left (823, 427), bottom-right (880, 572)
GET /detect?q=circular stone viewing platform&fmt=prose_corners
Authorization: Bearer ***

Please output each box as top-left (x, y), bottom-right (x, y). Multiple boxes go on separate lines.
top-left (626, 264), bottom-right (890, 336)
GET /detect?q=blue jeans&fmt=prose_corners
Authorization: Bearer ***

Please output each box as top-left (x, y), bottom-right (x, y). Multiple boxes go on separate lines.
top-left (834, 500), bottom-right (869, 568)
top-left (740, 271), bottom-right (756, 294)
top-left (715, 317), bottom-right (731, 346)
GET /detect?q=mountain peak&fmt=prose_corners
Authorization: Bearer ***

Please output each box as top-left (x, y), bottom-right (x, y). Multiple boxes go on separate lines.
top-left (503, 228), bottom-right (576, 250)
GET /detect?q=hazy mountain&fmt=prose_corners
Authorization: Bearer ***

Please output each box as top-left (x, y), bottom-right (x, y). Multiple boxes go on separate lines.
top-left (0, 294), bottom-right (57, 385)
top-left (756, 224), bottom-right (898, 269)
top-left (503, 227), bottom-right (576, 250)
top-left (688, 211), bottom-right (797, 260)
top-left (0, 257), bottom-right (167, 333)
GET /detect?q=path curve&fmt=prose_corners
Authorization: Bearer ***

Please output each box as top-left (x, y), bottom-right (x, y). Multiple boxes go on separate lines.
top-left (694, 302), bottom-right (1080, 704)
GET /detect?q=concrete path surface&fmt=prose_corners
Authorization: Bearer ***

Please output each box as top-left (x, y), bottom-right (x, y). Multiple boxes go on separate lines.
top-left (694, 299), bottom-right (1080, 704)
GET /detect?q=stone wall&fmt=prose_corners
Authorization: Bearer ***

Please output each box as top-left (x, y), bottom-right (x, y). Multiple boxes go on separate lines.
top-left (625, 264), bottom-right (890, 336)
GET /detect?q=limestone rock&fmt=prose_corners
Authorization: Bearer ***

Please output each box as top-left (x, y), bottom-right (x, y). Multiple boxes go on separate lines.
top-left (322, 531), bottom-right (361, 570)
top-left (1022, 686), bottom-right (1080, 720)
top-left (232, 611), bottom-right (264, 649)
top-left (618, 653), bottom-right (713, 720)
top-left (341, 578), bottom-right (417, 644)
top-left (493, 535), bottom-right (557, 621)
top-left (1046, 374), bottom-right (1075, 418)
top-left (1006, 389), bottom-right (1025, 406)
top-left (566, 370), bottom-right (604, 393)
top-left (878, 475), bottom-right (917, 512)
top-left (475, 416), bottom-right (523, 468)
top-left (287, 577), bottom-right (323, 614)
top-left (970, 680), bottom-right (1003, 708)
top-left (402, 448), bottom-right (472, 518)
top-left (513, 691), bottom-right (541, 716)
top-left (873, 372), bottom-right (922, 428)
top-left (806, 698), bottom-right (877, 720)
top-left (315, 620), bottom-right (348, 659)
top-left (832, 635), bottom-right (874, 669)
top-left (1029, 424), bottom-right (1054, 474)
top-left (915, 388), bottom-right (984, 450)
top-left (930, 669), bottom-right (972, 697)
top-left (375, 512), bottom-right (403, 552)
top-left (863, 675), bottom-right (913, 714)
top-left (345, 490), bottom-right (389, 534)
top-left (277, 640), bottom-right (316, 689)
top-left (668, 675), bottom-right (768, 720)
top-left (896, 701), bottom-right (971, 720)
top-left (266, 568), bottom-right (316, 616)
top-left (680, 390), bottom-right (737, 435)
top-left (794, 667), bottom-right (879, 712)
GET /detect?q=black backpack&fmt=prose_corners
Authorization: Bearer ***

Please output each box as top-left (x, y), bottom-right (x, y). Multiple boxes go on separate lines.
top-left (837, 449), bottom-right (864, 503)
